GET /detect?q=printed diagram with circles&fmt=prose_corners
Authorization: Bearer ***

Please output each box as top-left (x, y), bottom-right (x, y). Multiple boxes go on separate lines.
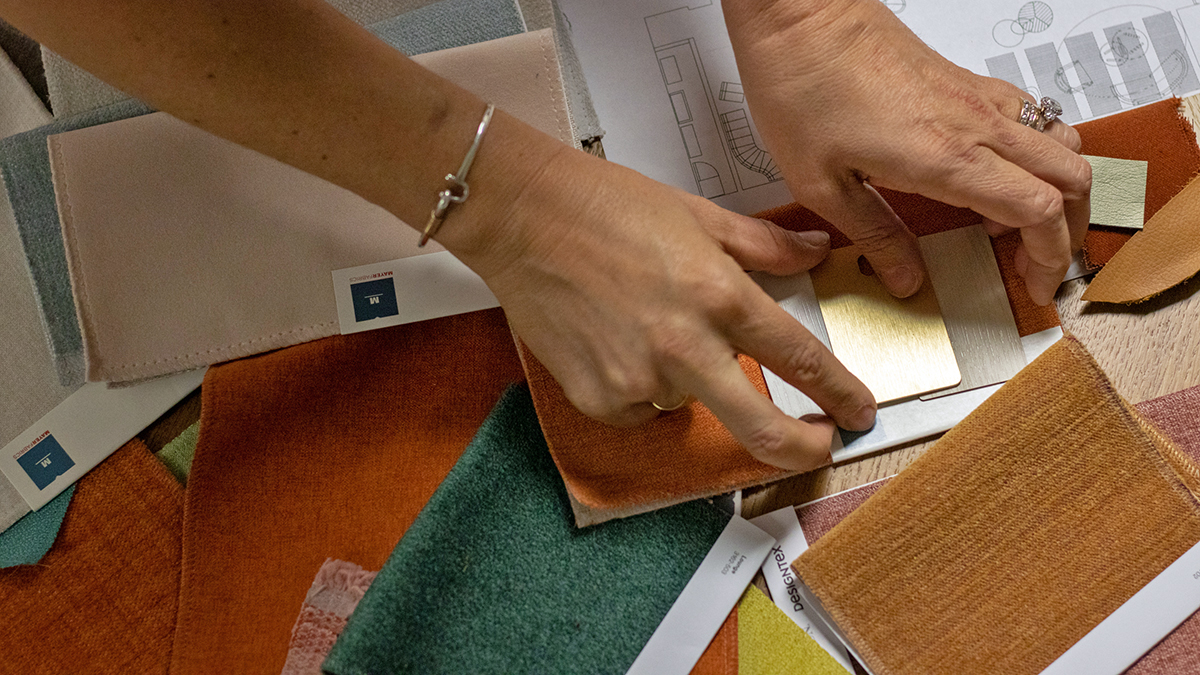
top-left (994, 1), bottom-right (1054, 48)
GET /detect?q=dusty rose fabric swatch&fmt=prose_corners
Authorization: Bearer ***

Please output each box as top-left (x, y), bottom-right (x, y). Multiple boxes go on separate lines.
top-left (49, 29), bottom-right (573, 383)
top-left (794, 336), bottom-right (1200, 675)
top-left (280, 559), bottom-right (378, 675)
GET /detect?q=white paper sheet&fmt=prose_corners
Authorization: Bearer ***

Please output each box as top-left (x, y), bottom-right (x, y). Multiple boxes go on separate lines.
top-left (561, 0), bottom-right (1200, 214)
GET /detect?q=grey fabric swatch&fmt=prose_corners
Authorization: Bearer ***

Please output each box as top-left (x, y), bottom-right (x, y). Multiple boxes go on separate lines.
top-left (0, 98), bottom-right (154, 386)
top-left (42, 50), bottom-right (126, 119)
top-left (367, 0), bottom-right (525, 55)
top-left (328, 0), bottom-right (441, 26)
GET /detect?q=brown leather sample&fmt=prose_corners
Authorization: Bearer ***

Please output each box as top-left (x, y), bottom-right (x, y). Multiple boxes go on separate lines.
top-left (1082, 173), bottom-right (1200, 303)
top-left (793, 336), bottom-right (1200, 675)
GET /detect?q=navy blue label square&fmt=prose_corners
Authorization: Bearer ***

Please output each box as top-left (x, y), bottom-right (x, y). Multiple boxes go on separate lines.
top-left (17, 434), bottom-right (75, 490)
top-left (351, 277), bottom-right (399, 322)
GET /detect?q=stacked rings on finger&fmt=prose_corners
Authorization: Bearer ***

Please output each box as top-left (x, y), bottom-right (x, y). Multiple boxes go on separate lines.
top-left (1018, 96), bottom-right (1063, 132)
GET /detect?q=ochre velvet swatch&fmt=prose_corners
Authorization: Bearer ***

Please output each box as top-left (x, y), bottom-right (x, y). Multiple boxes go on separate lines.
top-left (1083, 172), bottom-right (1200, 303)
top-left (170, 310), bottom-right (524, 675)
top-left (0, 439), bottom-right (182, 674)
top-left (793, 336), bottom-right (1200, 675)
top-left (1076, 98), bottom-right (1200, 268)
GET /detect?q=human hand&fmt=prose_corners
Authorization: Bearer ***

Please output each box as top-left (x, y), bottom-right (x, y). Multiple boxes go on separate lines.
top-left (450, 143), bottom-right (877, 471)
top-left (723, 0), bottom-right (1091, 305)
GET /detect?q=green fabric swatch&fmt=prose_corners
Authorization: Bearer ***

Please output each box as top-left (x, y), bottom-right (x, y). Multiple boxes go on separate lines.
top-left (738, 585), bottom-right (851, 675)
top-left (323, 384), bottom-right (732, 675)
top-left (0, 485), bottom-right (74, 567)
top-left (155, 421), bottom-right (199, 486)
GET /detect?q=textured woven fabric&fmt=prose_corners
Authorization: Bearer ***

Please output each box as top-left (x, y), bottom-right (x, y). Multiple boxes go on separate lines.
top-left (0, 484), bottom-right (73, 567)
top-left (171, 310), bottom-right (524, 675)
top-left (795, 478), bottom-right (890, 545)
top-left (0, 47), bottom-right (50, 139)
top-left (0, 18), bottom-right (48, 109)
top-left (280, 559), bottom-right (378, 675)
top-left (0, 98), bottom-right (154, 386)
top-left (0, 439), bottom-right (183, 674)
top-left (1139, 385), bottom-right (1200, 464)
top-left (1078, 98), bottom-right (1200, 268)
top-left (738, 586), bottom-right (850, 675)
top-left (793, 336), bottom-right (1200, 675)
top-left (154, 420), bottom-right (198, 486)
top-left (50, 29), bottom-right (570, 383)
top-left (322, 384), bottom-right (732, 675)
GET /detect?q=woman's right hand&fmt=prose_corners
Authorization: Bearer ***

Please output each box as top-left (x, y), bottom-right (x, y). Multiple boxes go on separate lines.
top-left (441, 122), bottom-right (877, 471)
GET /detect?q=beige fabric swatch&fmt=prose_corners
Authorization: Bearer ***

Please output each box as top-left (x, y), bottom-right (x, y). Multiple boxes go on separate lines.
top-left (1085, 155), bottom-right (1148, 230)
top-left (50, 30), bottom-right (573, 383)
top-left (1083, 172), bottom-right (1200, 304)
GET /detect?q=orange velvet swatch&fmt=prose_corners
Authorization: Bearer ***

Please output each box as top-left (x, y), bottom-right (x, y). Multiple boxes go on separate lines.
top-left (170, 309), bottom-right (525, 675)
top-left (794, 336), bottom-right (1200, 675)
top-left (1077, 98), bottom-right (1200, 268)
top-left (0, 439), bottom-right (182, 674)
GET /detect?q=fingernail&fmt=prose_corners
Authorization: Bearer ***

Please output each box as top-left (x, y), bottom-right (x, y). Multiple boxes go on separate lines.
top-left (849, 405), bottom-right (877, 431)
top-left (882, 265), bottom-right (922, 298)
top-left (796, 229), bottom-right (830, 248)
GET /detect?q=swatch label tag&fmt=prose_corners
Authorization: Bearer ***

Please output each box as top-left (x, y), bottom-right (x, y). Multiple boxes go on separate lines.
top-left (0, 368), bottom-right (204, 510)
top-left (331, 252), bottom-right (499, 335)
top-left (627, 515), bottom-right (775, 675)
top-left (750, 507), bottom-right (854, 671)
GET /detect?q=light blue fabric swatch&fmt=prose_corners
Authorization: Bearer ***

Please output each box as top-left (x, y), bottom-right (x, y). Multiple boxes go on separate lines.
top-left (9, 0), bottom-right (523, 387)
top-left (0, 484), bottom-right (74, 567)
top-left (0, 98), bottom-right (153, 386)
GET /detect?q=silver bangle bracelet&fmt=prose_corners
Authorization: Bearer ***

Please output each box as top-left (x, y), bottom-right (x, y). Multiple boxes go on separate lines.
top-left (418, 103), bottom-right (496, 247)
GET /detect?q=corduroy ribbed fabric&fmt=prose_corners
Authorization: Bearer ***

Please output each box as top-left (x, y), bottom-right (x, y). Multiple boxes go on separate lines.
top-left (0, 439), bottom-right (183, 674)
top-left (322, 384), bottom-right (732, 675)
top-left (170, 309), bottom-right (524, 675)
top-left (793, 336), bottom-right (1200, 675)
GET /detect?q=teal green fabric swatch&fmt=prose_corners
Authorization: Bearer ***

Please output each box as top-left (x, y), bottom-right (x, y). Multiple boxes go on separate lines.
top-left (155, 421), bottom-right (199, 486)
top-left (0, 484), bottom-right (74, 567)
top-left (322, 385), bottom-right (731, 675)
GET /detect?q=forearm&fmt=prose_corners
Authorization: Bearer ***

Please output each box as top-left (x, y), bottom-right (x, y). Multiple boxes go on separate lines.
top-left (0, 0), bottom-right (562, 260)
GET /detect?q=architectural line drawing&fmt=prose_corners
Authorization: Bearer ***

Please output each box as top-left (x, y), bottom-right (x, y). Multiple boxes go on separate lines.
top-left (645, 2), bottom-right (782, 199)
top-left (881, 0), bottom-right (907, 13)
top-left (994, 1), bottom-right (1055, 48)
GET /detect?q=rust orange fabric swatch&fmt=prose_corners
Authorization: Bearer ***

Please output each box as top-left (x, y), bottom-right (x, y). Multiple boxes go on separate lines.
top-left (0, 439), bottom-right (182, 674)
top-left (793, 336), bottom-right (1200, 675)
top-left (170, 309), bottom-right (524, 675)
top-left (1077, 98), bottom-right (1200, 268)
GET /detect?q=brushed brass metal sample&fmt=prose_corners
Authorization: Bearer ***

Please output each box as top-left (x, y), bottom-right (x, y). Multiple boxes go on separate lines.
top-left (811, 246), bottom-right (960, 404)
top-left (919, 225), bottom-right (1025, 400)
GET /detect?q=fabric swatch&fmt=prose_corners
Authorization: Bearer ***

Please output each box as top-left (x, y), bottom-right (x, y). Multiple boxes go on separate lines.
top-left (1085, 155), bottom-right (1148, 230)
top-left (280, 559), bottom-right (378, 675)
top-left (49, 29), bottom-right (571, 384)
top-left (171, 310), bottom-right (525, 675)
top-left (322, 384), bottom-right (732, 675)
top-left (521, 0), bottom-right (605, 142)
top-left (693, 610), bottom-right (739, 675)
top-left (793, 336), bottom-right (1200, 675)
top-left (1, 98), bottom-right (154, 386)
top-left (738, 586), bottom-right (850, 675)
top-left (368, 0), bottom-right (525, 58)
top-left (0, 484), bottom-right (73, 567)
top-left (0, 66), bottom-right (69, 534)
top-left (154, 420), bottom-right (198, 486)
top-left (1082, 172), bottom-right (1200, 304)
top-left (1077, 98), bottom-right (1200, 268)
top-left (0, 46), bottom-right (50, 139)
top-left (0, 439), bottom-right (183, 674)
top-left (1138, 385), bottom-right (1200, 465)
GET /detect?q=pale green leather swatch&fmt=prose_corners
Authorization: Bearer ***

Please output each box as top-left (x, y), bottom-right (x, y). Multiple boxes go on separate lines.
top-left (1085, 155), bottom-right (1148, 230)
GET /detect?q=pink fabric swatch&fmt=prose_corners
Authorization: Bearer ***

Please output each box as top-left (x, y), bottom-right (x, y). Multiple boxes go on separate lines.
top-left (48, 29), bottom-right (573, 383)
top-left (280, 559), bottom-right (379, 675)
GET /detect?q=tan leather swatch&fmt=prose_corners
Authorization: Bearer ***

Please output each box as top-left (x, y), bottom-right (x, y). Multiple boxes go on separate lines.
top-left (793, 336), bottom-right (1200, 675)
top-left (1082, 173), bottom-right (1200, 303)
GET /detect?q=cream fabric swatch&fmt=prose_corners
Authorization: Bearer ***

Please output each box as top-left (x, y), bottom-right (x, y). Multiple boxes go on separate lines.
top-left (49, 29), bottom-right (573, 383)
top-left (0, 57), bottom-right (61, 533)
top-left (1085, 155), bottom-right (1148, 230)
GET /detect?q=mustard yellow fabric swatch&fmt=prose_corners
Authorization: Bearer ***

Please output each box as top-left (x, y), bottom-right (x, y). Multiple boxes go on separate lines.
top-left (793, 336), bottom-right (1200, 675)
top-left (738, 586), bottom-right (850, 675)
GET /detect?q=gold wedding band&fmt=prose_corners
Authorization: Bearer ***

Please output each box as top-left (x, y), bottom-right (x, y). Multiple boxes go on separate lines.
top-left (651, 395), bottom-right (690, 412)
